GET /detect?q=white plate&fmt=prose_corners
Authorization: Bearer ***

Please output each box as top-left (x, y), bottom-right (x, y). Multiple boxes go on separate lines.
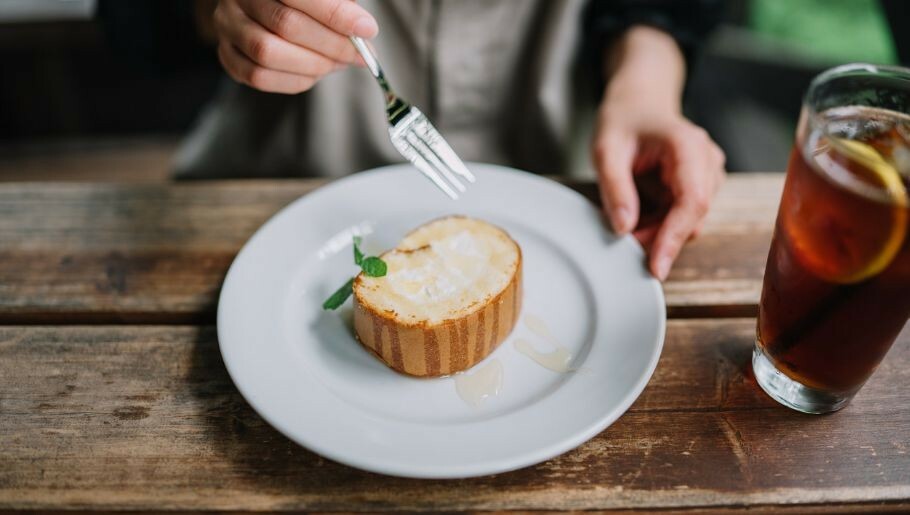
top-left (217, 163), bottom-right (665, 478)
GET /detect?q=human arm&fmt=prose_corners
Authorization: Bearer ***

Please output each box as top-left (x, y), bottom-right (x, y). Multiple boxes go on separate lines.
top-left (593, 25), bottom-right (725, 280)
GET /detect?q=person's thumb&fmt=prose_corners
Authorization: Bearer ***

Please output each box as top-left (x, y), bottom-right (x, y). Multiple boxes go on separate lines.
top-left (296, 0), bottom-right (379, 38)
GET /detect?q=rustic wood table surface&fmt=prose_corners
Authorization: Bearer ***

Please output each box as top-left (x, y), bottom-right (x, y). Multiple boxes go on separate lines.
top-left (1, 173), bottom-right (908, 513)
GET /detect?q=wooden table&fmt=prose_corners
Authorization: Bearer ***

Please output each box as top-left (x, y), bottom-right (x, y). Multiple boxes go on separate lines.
top-left (1, 173), bottom-right (908, 513)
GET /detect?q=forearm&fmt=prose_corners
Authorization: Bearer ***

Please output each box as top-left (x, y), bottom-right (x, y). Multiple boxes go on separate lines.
top-left (603, 25), bottom-right (686, 116)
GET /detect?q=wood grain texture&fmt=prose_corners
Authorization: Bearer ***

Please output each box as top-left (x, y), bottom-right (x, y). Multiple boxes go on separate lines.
top-left (0, 175), bottom-right (781, 323)
top-left (0, 139), bottom-right (176, 184)
top-left (664, 174), bottom-right (780, 318)
top-left (0, 181), bottom-right (319, 323)
top-left (1, 320), bottom-right (907, 512)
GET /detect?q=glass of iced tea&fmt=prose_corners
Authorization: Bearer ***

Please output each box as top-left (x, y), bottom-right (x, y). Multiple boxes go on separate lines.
top-left (754, 63), bottom-right (910, 414)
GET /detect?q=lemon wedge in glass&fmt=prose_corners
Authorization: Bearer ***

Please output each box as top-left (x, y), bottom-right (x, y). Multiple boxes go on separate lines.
top-left (823, 137), bottom-right (908, 283)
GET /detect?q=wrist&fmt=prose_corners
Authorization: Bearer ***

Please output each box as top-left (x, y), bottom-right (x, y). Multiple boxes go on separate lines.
top-left (603, 25), bottom-right (685, 116)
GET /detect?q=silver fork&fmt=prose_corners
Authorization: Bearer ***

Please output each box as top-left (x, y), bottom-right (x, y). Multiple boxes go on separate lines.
top-left (350, 36), bottom-right (475, 199)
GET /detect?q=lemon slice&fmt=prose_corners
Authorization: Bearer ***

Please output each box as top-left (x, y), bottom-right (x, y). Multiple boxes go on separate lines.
top-left (829, 138), bottom-right (909, 203)
top-left (824, 137), bottom-right (908, 282)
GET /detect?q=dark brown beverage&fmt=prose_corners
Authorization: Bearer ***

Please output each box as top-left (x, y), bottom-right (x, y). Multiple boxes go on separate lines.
top-left (757, 105), bottom-right (910, 394)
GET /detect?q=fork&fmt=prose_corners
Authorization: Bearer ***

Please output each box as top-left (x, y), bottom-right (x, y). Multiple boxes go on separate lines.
top-left (350, 36), bottom-right (475, 199)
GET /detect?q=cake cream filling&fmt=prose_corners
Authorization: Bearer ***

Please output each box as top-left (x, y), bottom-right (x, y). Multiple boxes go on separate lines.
top-left (357, 219), bottom-right (518, 324)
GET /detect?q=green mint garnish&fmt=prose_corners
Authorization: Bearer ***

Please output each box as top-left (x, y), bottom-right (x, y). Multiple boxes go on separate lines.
top-left (361, 256), bottom-right (387, 277)
top-left (322, 277), bottom-right (354, 310)
top-left (353, 236), bottom-right (364, 266)
top-left (322, 236), bottom-right (388, 311)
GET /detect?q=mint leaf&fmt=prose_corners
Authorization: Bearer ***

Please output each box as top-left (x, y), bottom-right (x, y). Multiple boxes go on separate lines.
top-left (361, 256), bottom-right (387, 277)
top-left (322, 277), bottom-right (354, 310)
top-left (323, 237), bottom-right (386, 312)
top-left (353, 236), bottom-right (364, 266)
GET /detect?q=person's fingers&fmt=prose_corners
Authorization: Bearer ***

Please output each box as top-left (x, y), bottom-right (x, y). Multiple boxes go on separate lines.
top-left (218, 42), bottom-right (317, 94)
top-left (633, 223), bottom-right (660, 250)
top-left (694, 141), bottom-right (726, 241)
top-left (282, 0), bottom-right (378, 38)
top-left (649, 190), bottom-right (708, 280)
top-left (237, 0), bottom-right (362, 64)
top-left (649, 129), bottom-right (720, 280)
top-left (593, 130), bottom-right (640, 234)
top-left (218, 6), bottom-right (339, 76)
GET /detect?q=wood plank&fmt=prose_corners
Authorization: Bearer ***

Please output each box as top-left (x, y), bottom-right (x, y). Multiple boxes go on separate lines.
top-left (0, 181), bottom-right (319, 323)
top-left (1, 319), bottom-right (907, 512)
top-left (664, 173), bottom-right (780, 318)
top-left (0, 175), bottom-right (782, 323)
top-left (0, 139), bottom-right (176, 184)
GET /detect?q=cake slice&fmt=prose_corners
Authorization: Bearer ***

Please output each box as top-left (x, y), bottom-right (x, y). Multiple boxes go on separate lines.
top-left (353, 216), bottom-right (522, 377)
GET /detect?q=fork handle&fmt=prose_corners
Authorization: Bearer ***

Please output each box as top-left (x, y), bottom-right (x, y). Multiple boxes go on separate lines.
top-left (350, 36), bottom-right (408, 123)
top-left (350, 37), bottom-right (383, 86)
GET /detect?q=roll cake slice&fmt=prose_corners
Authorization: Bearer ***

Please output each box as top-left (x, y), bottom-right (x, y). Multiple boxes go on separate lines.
top-left (353, 216), bottom-right (522, 377)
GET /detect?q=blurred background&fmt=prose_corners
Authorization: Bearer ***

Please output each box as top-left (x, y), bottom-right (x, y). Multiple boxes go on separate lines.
top-left (0, 0), bottom-right (906, 181)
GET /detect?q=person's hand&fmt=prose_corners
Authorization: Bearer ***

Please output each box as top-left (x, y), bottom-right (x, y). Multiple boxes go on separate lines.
top-left (592, 26), bottom-right (725, 281)
top-left (213, 0), bottom-right (378, 94)
top-left (594, 96), bottom-right (726, 281)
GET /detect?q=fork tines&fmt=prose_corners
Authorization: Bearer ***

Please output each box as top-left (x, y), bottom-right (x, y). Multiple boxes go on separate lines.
top-left (389, 107), bottom-right (476, 200)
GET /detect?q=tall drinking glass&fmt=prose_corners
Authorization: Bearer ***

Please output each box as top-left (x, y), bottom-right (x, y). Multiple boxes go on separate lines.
top-left (754, 63), bottom-right (910, 414)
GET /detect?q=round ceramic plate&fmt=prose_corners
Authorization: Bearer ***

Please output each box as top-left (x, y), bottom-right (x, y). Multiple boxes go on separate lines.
top-left (217, 163), bottom-right (665, 478)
